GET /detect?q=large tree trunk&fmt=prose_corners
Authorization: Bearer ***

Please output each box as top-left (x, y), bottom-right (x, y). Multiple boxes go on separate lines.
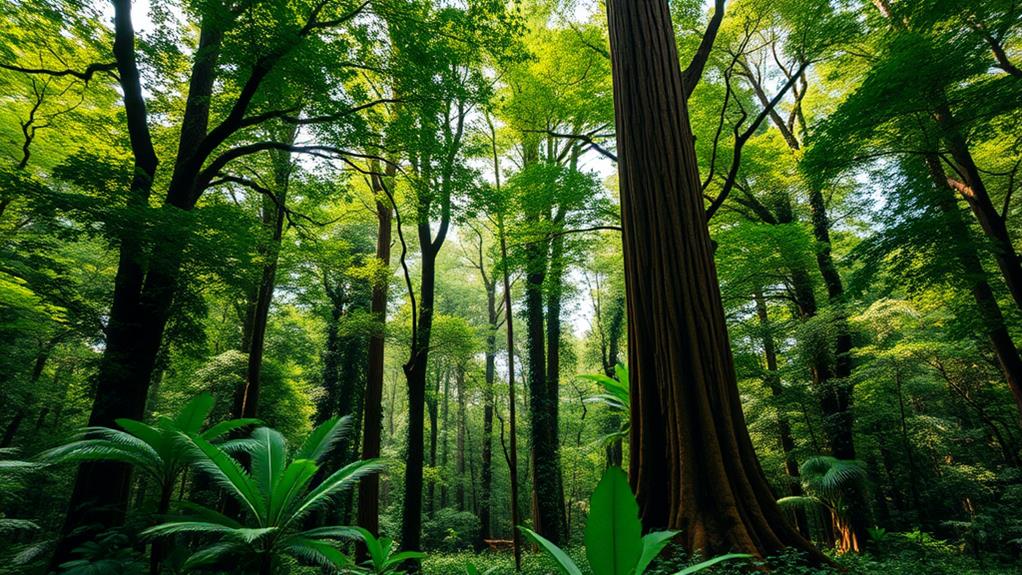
top-left (358, 162), bottom-right (394, 539)
top-left (52, 13), bottom-right (221, 566)
top-left (606, 0), bottom-right (823, 559)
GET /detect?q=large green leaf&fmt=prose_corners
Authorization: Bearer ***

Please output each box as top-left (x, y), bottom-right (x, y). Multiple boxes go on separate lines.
top-left (584, 466), bottom-right (642, 575)
top-left (282, 536), bottom-right (351, 569)
top-left (290, 458), bottom-right (384, 524)
top-left (270, 459), bottom-right (319, 524)
top-left (185, 435), bottom-right (265, 521)
top-left (519, 527), bottom-right (583, 575)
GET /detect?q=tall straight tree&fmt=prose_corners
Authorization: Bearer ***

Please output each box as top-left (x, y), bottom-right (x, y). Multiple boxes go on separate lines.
top-left (605, 0), bottom-right (823, 558)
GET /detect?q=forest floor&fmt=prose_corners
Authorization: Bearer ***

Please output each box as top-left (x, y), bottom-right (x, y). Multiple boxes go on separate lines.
top-left (421, 539), bottom-right (1022, 574)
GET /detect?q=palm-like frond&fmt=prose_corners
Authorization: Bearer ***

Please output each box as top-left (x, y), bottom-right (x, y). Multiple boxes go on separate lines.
top-left (154, 422), bottom-right (382, 572)
top-left (799, 456), bottom-right (868, 502)
top-left (183, 434), bottom-right (266, 521)
top-left (288, 458), bottom-right (385, 526)
top-left (776, 495), bottom-right (830, 512)
top-left (294, 416), bottom-right (351, 463)
top-left (250, 427), bottom-right (288, 504)
top-left (182, 541), bottom-right (252, 569)
top-left (281, 537), bottom-right (351, 570)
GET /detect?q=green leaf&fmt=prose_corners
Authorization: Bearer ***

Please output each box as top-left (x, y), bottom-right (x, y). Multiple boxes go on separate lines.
top-left (184, 435), bottom-right (265, 522)
top-left (519, 527), bottom-right (583, 575)
top-left (295, 416), bottom-right (351, 463)
top-left (173, 393), bottom-right (215, 433)
top-left (635, 530), bottom-right (679, 574)
top-left (674, 553), bottom-right (753, 575)
top-left (584, 466), bottom-right (642, 575)
top-left (202, 418), bottom-right (261, 441)
top-left (250, 427), bottom-right (288, 502)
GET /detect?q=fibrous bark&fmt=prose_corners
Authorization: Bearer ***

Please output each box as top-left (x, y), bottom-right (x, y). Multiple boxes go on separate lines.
top-left (606, 0), bottom-right (824, 558)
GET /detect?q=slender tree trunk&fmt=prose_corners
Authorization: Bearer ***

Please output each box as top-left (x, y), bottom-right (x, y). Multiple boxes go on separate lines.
top-left (545, 228), bottom-right (568, 541)
top-left (933, 105), bottom-right (1022, 315)
top-left (606, 0), bottom-right (824, 559)
top-left (478, 278), bottom-right (497, 545)
top-left (754, 289), bottom-right (809, 538)
top-left (358, 161), bottom-right (395, 539)
top-left (456, 364), bottom-right (467, 511)
top-left (604, 294), bottom-right (625, 467)
top-left (238, 128), bottom-right (295, 419)
top-left (498, 212), bottom-right (523, 570)
top-left (401, 243), bottom-right (441, 561)
top-left (524, 233), bottom-right (565, 544)
top-left (925, 155), bottom-right (1022, 420)
top-left (427, 376), bottom-right (439, 516)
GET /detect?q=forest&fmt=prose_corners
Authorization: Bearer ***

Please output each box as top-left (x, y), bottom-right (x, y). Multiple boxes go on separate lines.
top-left (1, 0), bottom-right (1021, 573)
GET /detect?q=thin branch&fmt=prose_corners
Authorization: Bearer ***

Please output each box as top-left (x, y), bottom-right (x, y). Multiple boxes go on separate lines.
top-left (0, 61), bottom-right (117, 83)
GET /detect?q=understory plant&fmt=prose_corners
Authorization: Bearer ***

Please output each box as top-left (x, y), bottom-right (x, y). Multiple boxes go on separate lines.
top-left (143, 416), bottom-right (383, 574)
top-left (520, 466), bottom-right (749, 575)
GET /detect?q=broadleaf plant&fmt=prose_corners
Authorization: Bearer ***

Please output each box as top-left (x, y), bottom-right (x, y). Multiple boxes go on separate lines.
top-left (520, 466), bottom-right (750, 575)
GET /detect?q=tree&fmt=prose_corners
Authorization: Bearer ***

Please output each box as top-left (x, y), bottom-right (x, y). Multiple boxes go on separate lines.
top-left (605, 0), bottom-right (823, 558)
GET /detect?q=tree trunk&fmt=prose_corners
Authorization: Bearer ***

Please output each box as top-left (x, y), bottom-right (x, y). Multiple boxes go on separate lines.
top-left (925, 155), bottom-right (1022, 420)
top-left (358, 162), bottom-right (395, 539)
top-left (606, 0), bottom-right (824, 559)
top-left (754, 289), bottom-right (809, 538)
top-left (498, 212), bottom-right (523, 570)
top-left (401, 242), bottom-right (441, 560)
top-left (545, 227), bottom-right (568, 540)
top-left (237, 128), bottom-right (295, 419)
top-left (456, 364), bottom-right (467, 511)
top-left (933, 104), bottom-right (1022, 315)
top-left (525, 232), bottom-right (565, 544)
top-left (478, 276), bottom-right (497, 545)
top-left (52, 14), bottom-right (220, 566)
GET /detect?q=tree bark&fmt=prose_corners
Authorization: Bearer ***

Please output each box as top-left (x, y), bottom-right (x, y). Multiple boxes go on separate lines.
top-left (358, 161), bottom-right (395, 539)
top-left (606, 0), bottom-right (824, 559)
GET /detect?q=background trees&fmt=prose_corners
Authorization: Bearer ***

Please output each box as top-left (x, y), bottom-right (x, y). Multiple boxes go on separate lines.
top-left (0, 0), bottom-right (1021, 573)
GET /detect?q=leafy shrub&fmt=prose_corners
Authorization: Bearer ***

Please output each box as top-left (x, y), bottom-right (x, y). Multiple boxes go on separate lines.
top-left (423, 509), bottom-right (482, 552)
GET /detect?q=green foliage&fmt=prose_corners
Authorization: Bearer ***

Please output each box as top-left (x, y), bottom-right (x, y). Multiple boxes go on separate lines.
top-left (351, 526), bottom-right (427, 574)
top-left (520, 467), bottom-right (749, 575)
top-left (40, 393), bottom-right (256, 502)
top-left (143, 417), bottom-right (383, 573)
